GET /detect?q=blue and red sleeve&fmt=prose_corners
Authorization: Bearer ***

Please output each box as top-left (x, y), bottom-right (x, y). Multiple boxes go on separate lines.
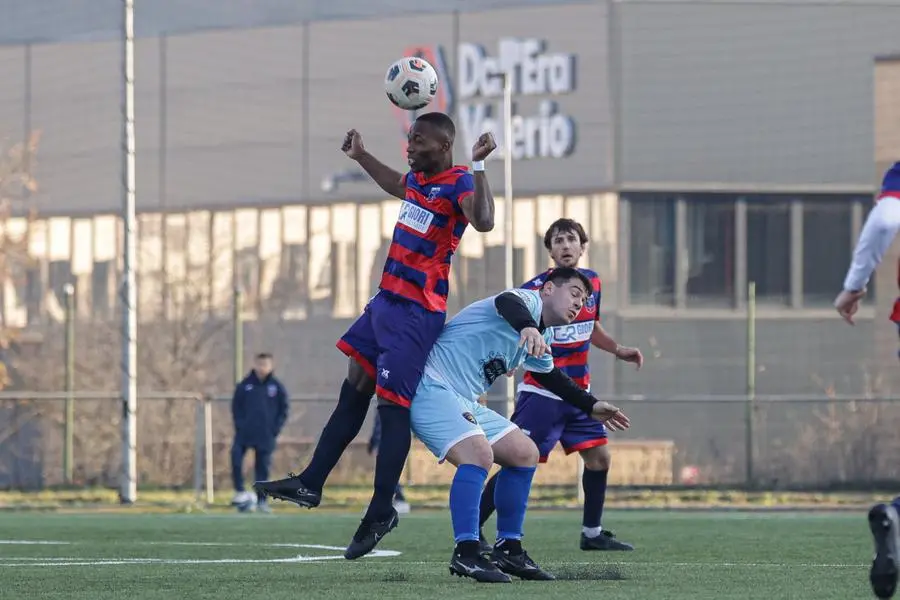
top-left (452, 171), bottom-right (474, 218)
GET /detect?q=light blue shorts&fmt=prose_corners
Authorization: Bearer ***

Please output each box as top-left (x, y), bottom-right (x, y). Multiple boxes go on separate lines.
top-left (410, 373), bottom-right (519, 462)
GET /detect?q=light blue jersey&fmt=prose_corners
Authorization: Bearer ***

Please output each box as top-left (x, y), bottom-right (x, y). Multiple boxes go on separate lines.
top-left (411, 289), bottom-right (555, 461)
top-left (423, 289), bottom-right (555, 401)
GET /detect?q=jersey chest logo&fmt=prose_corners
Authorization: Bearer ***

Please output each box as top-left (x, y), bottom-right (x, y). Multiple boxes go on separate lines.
top-left (398, 200), bottom-right (434, 234)
top-left (551, 321), bottom-right (593, 344)
top-left (480, 352), bottom-right (508, 386)
top-left (584, 293), bottom-right (596, 314)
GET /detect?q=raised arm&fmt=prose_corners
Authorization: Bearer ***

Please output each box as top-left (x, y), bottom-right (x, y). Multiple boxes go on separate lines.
top-left (459, 133), bottom-right (498, 232)
top-left (342, 129), bottom-right (406, 199)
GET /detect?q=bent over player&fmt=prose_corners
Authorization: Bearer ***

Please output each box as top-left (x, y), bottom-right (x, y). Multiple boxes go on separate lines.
top-left (257, 113), bottom-right (496, 559)
top-left (478, 218), bottom-right (643, 553)
top-left (834, 162), bottom-right (900, 600)
top-left (409, 267), bottom-right (631, 582)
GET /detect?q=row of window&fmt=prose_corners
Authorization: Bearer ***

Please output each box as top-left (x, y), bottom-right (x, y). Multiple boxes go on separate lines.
top-left (626, 193), bottom-right (870, 308)
top-left (0, 192), bottom-right (874, 326)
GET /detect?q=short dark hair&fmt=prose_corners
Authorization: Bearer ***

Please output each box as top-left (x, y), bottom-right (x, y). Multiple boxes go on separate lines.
top-left (545, 266), bottom-right (592, 295)
top-left (255, 352), bottom-right (273, 360)
top-left (543, 218), bottom-right (589, 250)
top-left (415, 112), bottom-right (456, 143)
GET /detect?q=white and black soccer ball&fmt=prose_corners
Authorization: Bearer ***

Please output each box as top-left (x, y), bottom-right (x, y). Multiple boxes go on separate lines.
top-left (384, 57), bottom-right (439, 111)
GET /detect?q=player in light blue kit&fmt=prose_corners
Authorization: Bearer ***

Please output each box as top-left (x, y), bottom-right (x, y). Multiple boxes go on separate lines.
top-left (409, 267), bottom-right (631, 583)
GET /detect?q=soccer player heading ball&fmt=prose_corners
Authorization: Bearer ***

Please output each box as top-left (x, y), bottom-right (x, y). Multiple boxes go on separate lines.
top-left (256, 113), bottom-right (497, 560)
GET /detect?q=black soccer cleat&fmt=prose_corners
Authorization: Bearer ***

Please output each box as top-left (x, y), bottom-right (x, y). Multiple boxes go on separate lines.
top-left (490, 540), bottom-right (555, 581)
top-left (253, 473), bottom-right (321, 508)
top-left (344, 508), bottom-right (399, 560)
top-left (449, 543), bottom-right (511, 583)
top-left (478, 531), bottom-right (493, 555)
top-left (580, 530), bottom-right (634, 551)
top-left (869, 503), bottom-right (900, 599)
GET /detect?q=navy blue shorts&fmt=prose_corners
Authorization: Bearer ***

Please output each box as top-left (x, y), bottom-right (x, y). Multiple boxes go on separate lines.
top-left (337, 291), bottom-right (446, 407)
top-left (511, 391), bottom-right (607, 463)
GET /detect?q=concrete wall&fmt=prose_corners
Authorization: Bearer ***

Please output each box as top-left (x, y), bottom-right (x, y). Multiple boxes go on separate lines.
top-left (616, 1), bottom-right (900, 188)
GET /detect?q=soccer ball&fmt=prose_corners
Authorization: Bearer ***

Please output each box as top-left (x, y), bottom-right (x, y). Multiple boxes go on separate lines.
top-left (384, 57), bottom-right (439, 111)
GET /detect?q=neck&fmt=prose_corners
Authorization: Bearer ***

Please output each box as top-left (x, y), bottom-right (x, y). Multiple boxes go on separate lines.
top-left (423, 159), bottom-right (453, 179)
top-left (539, 314), bottom-right (557, 332)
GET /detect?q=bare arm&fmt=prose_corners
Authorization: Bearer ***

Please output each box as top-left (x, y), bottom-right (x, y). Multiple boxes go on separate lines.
top-left (459, 132), bottom-right (499, 232)
top-left (355, 151), bottom-right (406, 200)
top-left (460, 172), bottom-right (495, 232)
top-left (342, 129), bottom-right (406, 200)
top-left (592, 320), bottom-right (644, 369)
top-left (590, 321), bottom-right (619, 354)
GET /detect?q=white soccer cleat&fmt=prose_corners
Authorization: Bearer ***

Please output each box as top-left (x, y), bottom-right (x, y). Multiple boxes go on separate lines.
top-left (393, 500), bottom-right (411, 515)
top-left (231, 490), bottom-right (257, 513)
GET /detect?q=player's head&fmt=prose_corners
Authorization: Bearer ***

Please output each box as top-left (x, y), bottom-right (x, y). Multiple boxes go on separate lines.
top-left (539, 267), bottom-right (592, 326)
top-left (544, 218), bottom-right (589, 268)
top-left (407, 112), bottom-right (455, 174)
top-left (253, 352), bottom-right (274, 379)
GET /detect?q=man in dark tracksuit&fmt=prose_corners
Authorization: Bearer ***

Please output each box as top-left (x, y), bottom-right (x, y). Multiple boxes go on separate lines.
top-left (231, 353), bottom-right (288, 513)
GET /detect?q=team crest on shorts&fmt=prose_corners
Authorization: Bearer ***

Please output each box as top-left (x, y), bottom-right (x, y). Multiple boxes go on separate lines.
top-left (462, 412), bottom-right (478, 425)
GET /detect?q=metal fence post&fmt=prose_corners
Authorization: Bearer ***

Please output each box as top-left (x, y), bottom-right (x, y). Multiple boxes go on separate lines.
top-left (204, 394), bottom-right (214, 505)
top-left (194, 396), bottom-right (204, 502)
top-left (63, 284), bottom-right (75, 485)
top-left (233, 287), bottom-right (244, 383)
top-left (745, 281), bottom-right (757, 488)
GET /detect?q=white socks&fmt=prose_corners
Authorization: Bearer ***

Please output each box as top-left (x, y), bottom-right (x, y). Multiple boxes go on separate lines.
top-left (582, 526), bottom-right (603, 538)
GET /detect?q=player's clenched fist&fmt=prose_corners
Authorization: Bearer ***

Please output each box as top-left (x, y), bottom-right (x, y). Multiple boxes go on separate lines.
top-left (342, 129), bottom-right (365, 159)
top-left (590, 401), bottom-right (631, 431)
top-left (519, 326), bottom-right (548, 358)
top-left (472, 132), bottom-right (497, 161)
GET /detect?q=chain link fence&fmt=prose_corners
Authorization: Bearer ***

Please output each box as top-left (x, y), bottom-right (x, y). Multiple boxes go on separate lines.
top-left (2, 392), bottom-right (897, 498)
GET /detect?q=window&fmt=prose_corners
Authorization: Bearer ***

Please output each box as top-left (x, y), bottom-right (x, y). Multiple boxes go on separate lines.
top-left (747, 197), bottom-right (790, 304)
top-left (685, 196), bottom-right (735, 307)
top-left (803, 198), bottom-right (855, 306)
top-left (627, 195), bottom-right (675, 305)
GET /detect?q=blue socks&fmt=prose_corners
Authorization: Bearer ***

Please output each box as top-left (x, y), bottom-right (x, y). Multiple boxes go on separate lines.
top-left (450, 464), bottom-right (489, 543)
top-left (582, 468), bottom-right (609, 529)
top-left (495, 465), bottom-right (537, 540)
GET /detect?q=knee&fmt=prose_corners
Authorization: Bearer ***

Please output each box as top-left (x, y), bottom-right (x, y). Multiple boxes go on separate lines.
top-left (447, 437), bottom-right (494, 472)
top-left (581, 445), bottom-right (611, 471)
top-left (499, 434), bottom-right (539, 468)
top-left (348, 359), bottom-right (376, 396)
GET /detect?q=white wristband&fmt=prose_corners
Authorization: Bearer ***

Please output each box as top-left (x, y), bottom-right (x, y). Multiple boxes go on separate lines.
top-left (472, 160), bottom-right (485, 172)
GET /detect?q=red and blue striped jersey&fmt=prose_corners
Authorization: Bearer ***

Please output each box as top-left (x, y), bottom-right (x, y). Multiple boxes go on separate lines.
top-left (379, 166), bottom-right (473, 313)
top-left (518, 267), bottom-right (602, 398)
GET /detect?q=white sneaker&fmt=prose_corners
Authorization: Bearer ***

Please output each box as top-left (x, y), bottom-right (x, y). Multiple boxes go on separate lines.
top-left (393, 500), bottom-right (411, 514)
top-left (257, 500), bottom-right (272, 514)
top-left (232, 490), bottom-right (256, 513)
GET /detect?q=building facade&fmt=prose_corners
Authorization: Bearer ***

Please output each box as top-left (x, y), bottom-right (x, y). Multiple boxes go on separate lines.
top-left (0, 0), bottom-right (896, 400)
